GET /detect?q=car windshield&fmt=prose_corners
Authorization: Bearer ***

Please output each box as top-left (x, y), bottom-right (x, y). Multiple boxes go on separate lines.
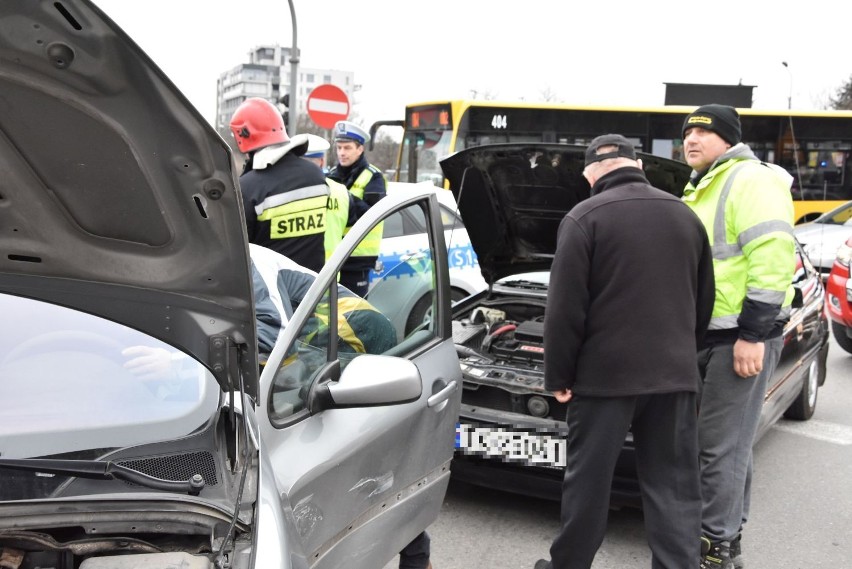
top-left (0, 294), bottom-right (220, 460)
top-left (814, 201), bottom-right (852, 226)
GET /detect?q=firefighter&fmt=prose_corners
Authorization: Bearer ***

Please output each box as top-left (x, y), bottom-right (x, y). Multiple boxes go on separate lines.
top-left (229, 98), bottom-right (329, 273)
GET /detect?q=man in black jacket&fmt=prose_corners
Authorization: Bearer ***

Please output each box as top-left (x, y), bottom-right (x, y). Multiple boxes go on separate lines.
top-left (535, 135), bottom-right (715, 569)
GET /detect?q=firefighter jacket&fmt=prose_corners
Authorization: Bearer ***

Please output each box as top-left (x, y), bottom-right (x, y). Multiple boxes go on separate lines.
top-left (682, 143), bottom-right (796, 345)
top-left (240, 139), bottom-right (329, 273)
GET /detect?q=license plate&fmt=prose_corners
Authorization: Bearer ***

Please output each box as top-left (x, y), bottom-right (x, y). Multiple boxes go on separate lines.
top-left (455, 422), bottom-right (566, 468)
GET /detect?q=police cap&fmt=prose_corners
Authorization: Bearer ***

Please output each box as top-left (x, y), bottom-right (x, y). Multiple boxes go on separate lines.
top-left (304, 133), bottom-right (331, 158)
top-left (333, 121), bottom-right (370, 146)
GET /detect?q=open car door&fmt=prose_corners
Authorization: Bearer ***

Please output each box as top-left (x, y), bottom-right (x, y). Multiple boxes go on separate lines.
top-left (255, 188), bottom-right (461, 567)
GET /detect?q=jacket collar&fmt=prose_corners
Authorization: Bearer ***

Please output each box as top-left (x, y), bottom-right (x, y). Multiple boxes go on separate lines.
top-left (591, 166), bottom-right (648, 196)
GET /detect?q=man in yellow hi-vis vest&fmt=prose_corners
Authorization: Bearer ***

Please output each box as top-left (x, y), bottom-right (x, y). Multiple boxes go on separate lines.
top-left (327, 121), bottom-right (386, 296)
top-left (682, 104), bottom-right (795, 569)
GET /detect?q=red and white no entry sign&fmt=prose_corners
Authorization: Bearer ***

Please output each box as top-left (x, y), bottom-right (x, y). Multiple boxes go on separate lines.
top-left (306, 84), bottom-right (350, 129)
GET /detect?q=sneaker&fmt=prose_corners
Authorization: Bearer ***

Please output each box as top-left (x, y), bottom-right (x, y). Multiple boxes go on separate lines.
top-left (534, 560), bottom-right (552, 569)
top-left (700, 536), bottom-right (734, 569)
top-left (729, 534), bottom-right (743, 569)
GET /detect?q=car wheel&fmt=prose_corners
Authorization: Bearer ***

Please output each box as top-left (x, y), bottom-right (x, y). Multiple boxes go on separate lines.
top-left (784, 357), bottom-right (820, 421)
top-left (830, 321), bottom-right (852, 354)
top-left (404, 288), bottom-right (467, 336)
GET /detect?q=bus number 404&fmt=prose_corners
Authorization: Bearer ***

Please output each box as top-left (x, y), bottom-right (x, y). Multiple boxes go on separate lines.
top-left (491, 114), bottom-right (508, 129)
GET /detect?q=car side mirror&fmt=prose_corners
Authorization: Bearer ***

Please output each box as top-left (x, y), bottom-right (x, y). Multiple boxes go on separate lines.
top-left (307, 355), bottom-right (422, 413)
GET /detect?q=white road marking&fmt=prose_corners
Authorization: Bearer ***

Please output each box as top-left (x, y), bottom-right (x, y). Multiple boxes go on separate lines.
top-left (772, 419), bottom-right (852, 445)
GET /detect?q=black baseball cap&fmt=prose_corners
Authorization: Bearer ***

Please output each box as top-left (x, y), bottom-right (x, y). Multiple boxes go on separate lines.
top-left (584, 134), bottom-right (638, 167)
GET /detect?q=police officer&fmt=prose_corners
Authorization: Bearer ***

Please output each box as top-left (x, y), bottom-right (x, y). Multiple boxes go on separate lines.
top-left (229, 98), bottom-right (329, 273)
top-left (327, 121), bottom-right (386, 296)
top-left (301, 134), bottom-right (355, 263)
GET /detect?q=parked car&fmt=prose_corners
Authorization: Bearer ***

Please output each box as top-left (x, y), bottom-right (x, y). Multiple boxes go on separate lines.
top-left (0, 2), bottom-right (461, 568)
top-left (825, 236), bottom-right (852, 353)
top-left (793, 199), bottom-right (852, 277)
top-left (441, 143), bottom-right (831, 503)
top-left (368, 182), bottom-right (488, 339)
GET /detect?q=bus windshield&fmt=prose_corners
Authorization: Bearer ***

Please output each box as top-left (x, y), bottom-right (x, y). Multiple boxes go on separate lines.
top-left (397, 103), bottom-right (455, 185)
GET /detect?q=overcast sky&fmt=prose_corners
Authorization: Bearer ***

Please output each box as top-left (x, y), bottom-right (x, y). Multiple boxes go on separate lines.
top-left (93, 0), bottom-right (851, 128)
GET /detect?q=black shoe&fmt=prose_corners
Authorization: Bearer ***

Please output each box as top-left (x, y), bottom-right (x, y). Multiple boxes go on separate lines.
top-left (700, 536), bottom-right (734, 569)
top-left (534, 560), bottom-right (552, 569)
top-left (730, 534), bottom-right (743, 569)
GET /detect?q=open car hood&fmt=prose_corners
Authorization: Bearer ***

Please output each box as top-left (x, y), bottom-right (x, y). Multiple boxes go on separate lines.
top-left (440, 143), bottom-right (691, 284)
top-left (0, 1), bottom-right (257, 395)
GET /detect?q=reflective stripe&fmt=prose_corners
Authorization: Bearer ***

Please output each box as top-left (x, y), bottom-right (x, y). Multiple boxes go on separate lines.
top-left (254, 184), bottom-right (329, 216)
top-left (345, 166), bottom-right (385, 257)
top-left (710, 163), bottom-right (794, 260)
top-left (709, 305), bottom-right (791, 331)
top-left (708, 315), bottom-right (739, 330)
top-left (350, 169), bottom-right (374, 200)
top-left (738, 220), bottom-right (794, 249)
top-left (259, 195), bottom-right (328, 238)
top-left (711, 162), bottom-right (749, 260)
top-left (324, 179), bottom-right (350, 260)
top-left (746, 287), bottom-right (787, 304)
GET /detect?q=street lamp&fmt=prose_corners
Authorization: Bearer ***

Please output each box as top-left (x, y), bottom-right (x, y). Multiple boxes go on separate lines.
top-left (287, 0), bottom-right (299, 134)
top-left (781, 61), bottom-right (792, 109)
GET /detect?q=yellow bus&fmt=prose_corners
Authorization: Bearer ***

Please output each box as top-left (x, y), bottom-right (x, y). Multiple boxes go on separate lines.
top-left (378, 100), bottom-right (852, 224)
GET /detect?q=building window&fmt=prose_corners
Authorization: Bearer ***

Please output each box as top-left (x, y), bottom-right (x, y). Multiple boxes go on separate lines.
top-left (323, 75), bottom-right (331, 83)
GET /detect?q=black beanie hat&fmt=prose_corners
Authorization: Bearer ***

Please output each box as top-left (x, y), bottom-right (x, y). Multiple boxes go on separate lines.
top-left (682, 104), bottom-right (741, 145)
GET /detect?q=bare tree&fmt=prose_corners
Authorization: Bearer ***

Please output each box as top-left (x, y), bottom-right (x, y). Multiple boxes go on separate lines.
top-left (539, 86), bottom-right (562, 102)
top-left (369, 132), bottom-right (401, 175)
top-left (828, 74), bottom-right (852, 110)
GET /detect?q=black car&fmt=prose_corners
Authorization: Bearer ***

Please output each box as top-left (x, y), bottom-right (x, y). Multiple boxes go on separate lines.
top-left (442, 143), bottom-right (831, 504)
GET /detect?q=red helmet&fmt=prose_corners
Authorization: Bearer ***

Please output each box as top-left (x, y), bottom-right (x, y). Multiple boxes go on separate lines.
top-left (229, 97), bottom-right (289, 153)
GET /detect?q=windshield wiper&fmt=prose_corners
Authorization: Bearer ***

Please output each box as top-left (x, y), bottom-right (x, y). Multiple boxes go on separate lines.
top-left (0, 458), bottom-right (205, 496)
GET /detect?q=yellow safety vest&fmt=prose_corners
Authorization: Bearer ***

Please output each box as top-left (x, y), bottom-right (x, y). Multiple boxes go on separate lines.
top-left (324, 178), bottom-right (350, 261)
top-left (344, 168), bottom-right (384, 257)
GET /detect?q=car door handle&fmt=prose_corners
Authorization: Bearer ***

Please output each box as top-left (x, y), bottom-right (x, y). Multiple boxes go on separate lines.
top-left (427, 380), bottom-right (458, 408)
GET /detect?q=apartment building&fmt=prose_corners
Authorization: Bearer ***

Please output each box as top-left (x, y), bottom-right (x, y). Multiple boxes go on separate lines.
top-left (216, 45), bottom-right (355, 132)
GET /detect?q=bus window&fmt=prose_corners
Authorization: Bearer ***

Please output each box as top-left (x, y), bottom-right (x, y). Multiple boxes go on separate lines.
top-left (382, 100), bottom-right (852, 221)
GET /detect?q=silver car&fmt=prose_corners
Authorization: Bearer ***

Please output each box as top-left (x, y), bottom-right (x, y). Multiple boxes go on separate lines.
top-left (793, 199), bottom-right (852, 277)
top-left (0, 2), bottom-right (460, 568)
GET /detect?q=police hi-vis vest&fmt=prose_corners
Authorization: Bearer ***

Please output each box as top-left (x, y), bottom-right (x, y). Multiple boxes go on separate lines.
top-left (343, 168), bottom-right (384, 258)
top-left (682, 150), bottom-right (795, 331)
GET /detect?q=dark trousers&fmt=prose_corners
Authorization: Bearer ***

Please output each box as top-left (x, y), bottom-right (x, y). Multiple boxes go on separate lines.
top-left (399, 531), bottom-right (430, 569)
top-left (340, 267), bottom-right (371, 298)
top-left (550, 393), bottom-right (701, 569)
top-left (696, 337), bottom-right (782, 541)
